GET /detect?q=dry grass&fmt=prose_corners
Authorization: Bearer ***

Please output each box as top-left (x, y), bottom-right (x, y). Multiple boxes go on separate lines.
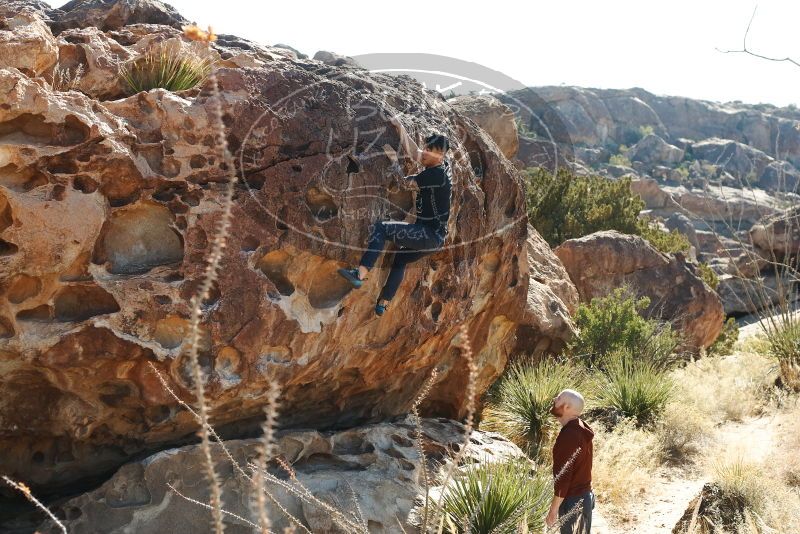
top-left (590, 418), bottom-right (660, 516)
top-left (655, 401), bottom-right (713, 463)
top-left (708, 455), bottom-right (800, 534)
top-left (669, 351), bottom-right (776, 423)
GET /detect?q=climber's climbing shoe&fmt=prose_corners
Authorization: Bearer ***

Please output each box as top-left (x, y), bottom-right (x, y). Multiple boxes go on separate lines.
top-left (375, 301), bottom-right (388, 316)
top-left (337, 267), bottom-right (363, 289)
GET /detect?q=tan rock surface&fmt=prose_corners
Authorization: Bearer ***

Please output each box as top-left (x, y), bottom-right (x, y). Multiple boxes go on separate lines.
top-left (39, 417), bottom-right (523, 534)
top-left (0, 8), bottom-right (574, 493)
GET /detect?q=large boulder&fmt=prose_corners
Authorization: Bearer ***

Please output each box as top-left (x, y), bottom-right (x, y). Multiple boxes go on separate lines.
top-left (0, 7), bottom-right (575, 494)
top-left (515, 224), bottom-right (578, 357)
top-left (691, 138), bottom-right (773, 181)
top-left (51, 0), bottom-right (188, 33)
top-left (750, 206), bottom-right (800, 258)
top-left (449, 95), bottom-right (519, 159)
top-left (554, 231), bottom-right (725, 351)
top-left (0, 5), bottom-right (58, 76)
top-left (627, 133), bottom-right (684, 166)
top-left (38, 416), bottom-right (524, 533)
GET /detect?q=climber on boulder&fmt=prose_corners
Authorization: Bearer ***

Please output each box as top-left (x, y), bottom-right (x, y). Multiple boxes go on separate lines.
top-left (338, 115), bottom-right (452, 316)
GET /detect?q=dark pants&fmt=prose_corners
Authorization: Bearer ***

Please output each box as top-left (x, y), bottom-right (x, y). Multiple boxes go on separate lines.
top-left (558, 491), bottom-right (594, 534)
top-left (358, 220), bottom-right (444, 301)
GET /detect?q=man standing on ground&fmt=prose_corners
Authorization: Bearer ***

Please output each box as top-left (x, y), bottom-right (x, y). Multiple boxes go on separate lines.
top-left (545, 389), bottom-right (595, 533)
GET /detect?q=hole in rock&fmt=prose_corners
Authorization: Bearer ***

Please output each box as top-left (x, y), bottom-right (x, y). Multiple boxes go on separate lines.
top-left (430, 301), bottom-right (442, 322)
top-left (0, 164), bottom-right (49, 192)
top-left (346, 155), bottom-right (360, 174)
top-left (93, 203), bottom-right (184, 274)
top-left (241, 235), bottom-right (259, 252)
top-left (97, 381), bottom-right (136, 408)
top-left (181, 190), bottom-right (201, 207)
top-left (332, 433), bottom-right (376, 455)
top-left (46, 158), bottom-right (79, 175)
top-left (53, 284), bottom-right (120, 322)
top-left (255, 250), bottom-right (295, 296)
top-left (391, 434), bottom-right (414, 447)
top-left (0, 193), bottom-right (12, 232)
top-left (0, 114), bottom-right (90, 146)
top-left (72, 175), bottom-right (98, 193)
top-left (6, 273), bottom-right (42, 304)
top-left (0, 239), bottom-right (18, 256)
top-left (16, 305), bottom-right (53, 322)
top-left (305, 187), bottom-right (338, 221)
top-left (0, 315), bottom-right (14, 338)
top-left (32, 451), bottom-right (45, 464)
top-left (190, 155), bottom-right (206, 169)
top-left (399, 459), bottom-right (415, 471)
top-left (276, 206), bottom-right (289, 231)
top-left (291, 164), bottom-right (302, 173)
top-left (50, 184), bottom-right (66, 201)
top-left (153, 315), bottom-right (210, 351)
top-left (154, 294), bottom-right (171, 305)
top-left (307, 261), bottom-right (354, 308)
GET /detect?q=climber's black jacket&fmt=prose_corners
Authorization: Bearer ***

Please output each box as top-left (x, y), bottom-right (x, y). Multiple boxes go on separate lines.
top-left (407, 160), bottom-right (452, 234)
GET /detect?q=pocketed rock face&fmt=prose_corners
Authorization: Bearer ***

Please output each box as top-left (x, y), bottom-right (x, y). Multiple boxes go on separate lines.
top-left (555, 231), bottom-right (724, 351)
top-left (0, 2), bottom-right (573, 493)
top-left (41, 417), bottom-right (524, 534)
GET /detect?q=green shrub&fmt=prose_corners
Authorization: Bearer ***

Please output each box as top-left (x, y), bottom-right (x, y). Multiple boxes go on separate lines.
top-left (437, 459), bottom-right (551, 534)
top-left (120, 43), bottom-right (213, 94)
top-left (482, 360), bottom-right (582, 460)
top-left (697, 262), bottom-right (720, 290)
top-left (708, 317), bottom-right (739, 357)
top-left (569, 287), bottom-right (681, 369)
top-left (635, 218), bottom-right (692, 255)
top-left (592, 350), bottom-right (674, 426)
top-left (525, 168), bottom-right (644, 247)
top-left (608, 153), bottom-right (632, 167)
top-left (638, 125), bottom-right (655, 138)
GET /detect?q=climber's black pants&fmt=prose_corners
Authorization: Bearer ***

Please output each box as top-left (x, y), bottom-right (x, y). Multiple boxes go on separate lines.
top-left (358, 221), bottom-right (445, 301)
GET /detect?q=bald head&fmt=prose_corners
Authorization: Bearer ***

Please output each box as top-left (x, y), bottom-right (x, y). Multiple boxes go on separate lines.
top-left (551, 389), bottom-right (585, 420)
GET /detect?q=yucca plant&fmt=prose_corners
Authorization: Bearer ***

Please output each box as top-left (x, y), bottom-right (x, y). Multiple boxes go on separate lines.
top-left (120, 43), bottom-right (214, 94)
top-left (592, 350), bottom-right (673, 426)
top-left (481, 359), bottom-right (582, 460)
top-left (767, 317), bottom-right (800, 391)
top-left (436, 459), bottom-right (551, 534)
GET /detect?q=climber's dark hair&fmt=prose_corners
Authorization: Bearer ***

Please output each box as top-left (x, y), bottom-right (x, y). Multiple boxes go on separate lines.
top-left (424, 134), bottom-right (450, 153)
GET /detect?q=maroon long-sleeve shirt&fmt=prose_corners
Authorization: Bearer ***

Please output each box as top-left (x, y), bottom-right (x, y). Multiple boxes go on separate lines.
top-left (552, 417), bottom-right (594, 498)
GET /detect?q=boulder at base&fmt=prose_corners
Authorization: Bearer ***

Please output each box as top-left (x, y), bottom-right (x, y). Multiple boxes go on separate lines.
top-left (38, 416), bottom-right (524, 534)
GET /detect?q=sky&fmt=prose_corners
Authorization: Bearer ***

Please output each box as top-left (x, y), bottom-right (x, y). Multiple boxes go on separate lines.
top-left (47, 0), bottom-right (800, 107)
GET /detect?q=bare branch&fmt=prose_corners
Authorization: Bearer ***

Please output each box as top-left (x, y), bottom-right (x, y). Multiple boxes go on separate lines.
top-left (716, 7), bottom-right (800, 69)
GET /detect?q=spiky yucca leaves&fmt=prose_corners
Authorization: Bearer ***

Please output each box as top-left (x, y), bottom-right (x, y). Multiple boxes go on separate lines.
top-left (592, 350), bottom-right (674, 426)
top-left (437, 459), bottom-right (551, 534)
top-left (766, 317), bottom-right (800, 391)
top-left (120, 43), bottom-right (213, 94)
top-left (482, 360), bottom-right (583, 460)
